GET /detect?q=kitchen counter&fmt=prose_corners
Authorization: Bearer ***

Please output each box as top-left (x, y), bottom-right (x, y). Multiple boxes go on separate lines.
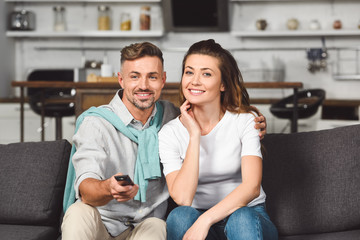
top-left (6, 80), bottom-right (360, 141)
top-left (11, 81), bottom-right (304, 141)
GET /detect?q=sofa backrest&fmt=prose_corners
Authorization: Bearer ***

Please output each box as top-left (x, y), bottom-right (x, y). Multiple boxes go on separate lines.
top-left (0, 140), bottom-right (71, 226)
top-left (262, 124), bottom-right (360, 236)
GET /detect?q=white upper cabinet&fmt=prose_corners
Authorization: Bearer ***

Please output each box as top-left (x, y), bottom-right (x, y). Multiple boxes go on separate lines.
top-left (6, 0), bottom-right (164, 38)
top-left (229, 0), bottom-right (360, 37)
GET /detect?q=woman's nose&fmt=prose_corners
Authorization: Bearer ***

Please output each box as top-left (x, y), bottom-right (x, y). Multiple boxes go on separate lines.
top-left (191, 73), bottom-right (201, 85)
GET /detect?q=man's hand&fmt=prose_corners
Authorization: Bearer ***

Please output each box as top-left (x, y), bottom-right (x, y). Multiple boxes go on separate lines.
top-left (254, 113), bottom-right (267, 140)
top-left (110, 174), bottom-right (139, 202)
top-left (79, 174), bottom-right (139, 206)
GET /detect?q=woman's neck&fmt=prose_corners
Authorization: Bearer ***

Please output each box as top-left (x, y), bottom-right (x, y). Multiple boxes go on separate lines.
top-left (192, 104), bottom-right (225, 136)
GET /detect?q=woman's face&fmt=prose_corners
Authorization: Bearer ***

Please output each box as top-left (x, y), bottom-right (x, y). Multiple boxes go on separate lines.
top-left (182, 54), bottom-right (224, 106)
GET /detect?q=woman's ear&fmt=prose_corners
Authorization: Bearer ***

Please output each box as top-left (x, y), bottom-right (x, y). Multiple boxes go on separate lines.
top-left (220, 83), bottom-right (225, 92)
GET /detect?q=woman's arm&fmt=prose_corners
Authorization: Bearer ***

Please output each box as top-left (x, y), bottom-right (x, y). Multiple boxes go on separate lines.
top-left (165, 100), bottom-right (201, 206)
top-left (183, 155), bottom-right (263, 239)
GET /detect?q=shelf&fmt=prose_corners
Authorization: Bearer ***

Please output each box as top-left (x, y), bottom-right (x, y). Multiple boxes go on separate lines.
top-left (6, 0), bottom-right (161, 2)
top-left (230, 0), bottom-right (341, 2)
top-left (333, 75), bottom-right (360, 81)
top-left (6, 30), bottom-right (164, 38)
top-left (231, 30), bottom-right (360, 37)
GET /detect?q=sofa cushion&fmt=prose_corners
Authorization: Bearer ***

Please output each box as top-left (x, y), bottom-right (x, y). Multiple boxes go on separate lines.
top-left (0, 140), bottom-right (71, 226)
top-left (0, 224), bottom-right (59, 240)
top-left (279, 229), bottom-right (360, 240)
top-left (262, 124), bottom-right (360, 236)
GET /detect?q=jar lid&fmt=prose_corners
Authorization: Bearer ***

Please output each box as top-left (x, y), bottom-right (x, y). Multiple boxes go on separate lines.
top-left (53, 6), bottom-right (65, 11)
top-left (141, 6), bottom-right (151, 11)
top-left (98, 5), bottom-right (110, 11)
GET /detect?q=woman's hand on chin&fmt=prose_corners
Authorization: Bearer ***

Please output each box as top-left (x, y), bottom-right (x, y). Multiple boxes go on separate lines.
top-left (179, 100), bottom-right (201, 137)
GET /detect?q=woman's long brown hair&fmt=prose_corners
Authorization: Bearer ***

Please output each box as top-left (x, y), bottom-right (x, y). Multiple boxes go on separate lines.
top-left (179, 39), bottom-right (259, 115)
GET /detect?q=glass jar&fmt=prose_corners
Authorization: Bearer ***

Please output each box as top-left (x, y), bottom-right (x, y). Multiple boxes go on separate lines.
top-left (140, 6), bottom-right (151, 30)
top-left (120, 13), bottom-right (131, 31)
top-left (98, 5), bottom-right (111, 30)
top-left (53, 6), bottom-right (66, 32)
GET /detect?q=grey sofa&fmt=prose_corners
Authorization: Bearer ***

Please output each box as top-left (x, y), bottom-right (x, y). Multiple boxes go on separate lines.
top-left (262, 124), bottom-right (360, 240)
top-left (0, 140), bottom-right (71, 240)
top-left (0, 125), bottom-right (359, 240)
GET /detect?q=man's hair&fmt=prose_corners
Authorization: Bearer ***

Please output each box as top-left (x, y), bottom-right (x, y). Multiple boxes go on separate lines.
top-left (120, 42), bottom-right (164, 68)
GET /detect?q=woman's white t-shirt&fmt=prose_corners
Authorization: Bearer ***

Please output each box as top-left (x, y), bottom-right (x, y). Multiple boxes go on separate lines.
top-left (159, 111), bottom-right (266, 209)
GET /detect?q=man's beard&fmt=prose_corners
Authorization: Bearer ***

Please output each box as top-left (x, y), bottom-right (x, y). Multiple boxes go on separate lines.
top-left (127, 91), bottom-right (156, 110)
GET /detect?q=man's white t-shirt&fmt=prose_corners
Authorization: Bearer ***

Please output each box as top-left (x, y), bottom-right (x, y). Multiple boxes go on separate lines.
top-left (159, 110), bottom-right (266, 209)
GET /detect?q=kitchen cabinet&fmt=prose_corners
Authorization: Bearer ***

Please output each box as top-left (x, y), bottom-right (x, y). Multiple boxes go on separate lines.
top-left (230, 0), bottom-right (360, 38)
top-left (5, 0), bottom-right (164, 38)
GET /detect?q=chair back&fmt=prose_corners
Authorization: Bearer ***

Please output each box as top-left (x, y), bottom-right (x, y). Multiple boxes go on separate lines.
top-left (270, 89), bottom-right (325, 119)
top-left (27, 69), bottom-right (75, 117)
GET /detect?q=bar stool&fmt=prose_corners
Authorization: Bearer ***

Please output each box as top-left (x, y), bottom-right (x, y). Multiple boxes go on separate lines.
top-left (27, 69), bottom-right (75, 140)
top-left (270, 89), bottom-right (325, 132)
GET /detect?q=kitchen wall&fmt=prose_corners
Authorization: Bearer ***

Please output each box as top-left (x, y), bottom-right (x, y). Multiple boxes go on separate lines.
top-left (1, 0), bottom-right (360, 142)
top-left (4, 0), bottom-right (360, 101)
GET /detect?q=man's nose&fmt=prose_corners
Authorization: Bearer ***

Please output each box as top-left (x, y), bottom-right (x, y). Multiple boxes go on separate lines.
top-left (138, 77), bottom-right (149, 89)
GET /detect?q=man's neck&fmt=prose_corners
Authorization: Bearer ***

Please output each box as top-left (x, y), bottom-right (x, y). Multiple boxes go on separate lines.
top-left (118, 90), bottom-right (155, 125)
top-left (129, 106), bottom-right (154, 125)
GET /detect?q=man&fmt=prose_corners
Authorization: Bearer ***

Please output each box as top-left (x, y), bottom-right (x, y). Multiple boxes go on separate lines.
top-left (61, 42), bottom-right (267, 240)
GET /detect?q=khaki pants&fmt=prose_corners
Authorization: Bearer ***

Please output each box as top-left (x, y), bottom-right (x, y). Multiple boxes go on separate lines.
top-left (61, 202), bottom-right (166, 240)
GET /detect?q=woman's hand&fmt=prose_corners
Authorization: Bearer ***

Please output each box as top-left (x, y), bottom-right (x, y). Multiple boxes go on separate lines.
top-left (183, 217), bottom-right (211, 240)
top-left (179, 100), bottom-right (201, 137)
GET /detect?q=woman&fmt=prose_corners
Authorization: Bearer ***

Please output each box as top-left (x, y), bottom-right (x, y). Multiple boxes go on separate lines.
top-left (159, 39), bottom-right (278, 240)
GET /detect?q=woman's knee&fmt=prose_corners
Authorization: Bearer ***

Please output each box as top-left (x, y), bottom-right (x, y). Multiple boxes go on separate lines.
top-left (228, 207), bottom-right (258, 226)
top-left (225, 207), bottom-right (261, 239)
top-left (225, 206), bottom-right (278, 240)
top-left (167, 206), bottom-right (200, 224)
top-left (166, 206), bottom-right (201, 239)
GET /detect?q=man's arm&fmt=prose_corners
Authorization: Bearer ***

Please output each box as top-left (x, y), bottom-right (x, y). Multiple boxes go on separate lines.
top-left (79, 174), bottom-right (139, 207)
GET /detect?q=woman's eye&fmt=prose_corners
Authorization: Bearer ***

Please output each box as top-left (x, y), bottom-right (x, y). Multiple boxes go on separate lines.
top-left (203, 72), bottom-right (211, 77)
top-left (185, 71), bottom-right (193, 75)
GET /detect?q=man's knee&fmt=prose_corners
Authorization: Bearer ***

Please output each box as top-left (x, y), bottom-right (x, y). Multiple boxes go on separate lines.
top-left (62, 201), bottom-right (105, 240)
top-left (140, 217), bottom-right (166, 229)
top-left (129, 218), bottom-right (166, 240)
top-left (63, 201), bottom-right (100, 223)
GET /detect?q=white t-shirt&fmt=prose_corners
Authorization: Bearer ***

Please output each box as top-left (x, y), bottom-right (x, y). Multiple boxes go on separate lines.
top-left (159, 110), bottom-right (266, 209)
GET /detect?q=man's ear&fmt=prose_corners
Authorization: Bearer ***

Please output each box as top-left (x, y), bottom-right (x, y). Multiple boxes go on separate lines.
top-left (118, 72), bottom-right (124, 88)
top-left (162, 71), bottom-right (167, 84)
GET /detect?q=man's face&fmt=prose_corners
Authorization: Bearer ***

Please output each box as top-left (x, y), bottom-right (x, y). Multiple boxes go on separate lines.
top-left (118, 56), bottom-right (166, 112)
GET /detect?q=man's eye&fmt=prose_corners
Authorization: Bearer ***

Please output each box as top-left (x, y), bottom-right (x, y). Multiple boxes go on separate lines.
top-left (130, 75), bottom-right (139, 79)
top-left (149, 75), bottom-right (158, 80)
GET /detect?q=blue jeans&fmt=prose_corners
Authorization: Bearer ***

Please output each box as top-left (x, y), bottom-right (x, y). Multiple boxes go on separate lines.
top-left (166, 204), bottom-right (278, 240)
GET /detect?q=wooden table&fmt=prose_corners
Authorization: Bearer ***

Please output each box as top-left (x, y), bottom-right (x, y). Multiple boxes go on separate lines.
top-left (11, 81), bottom-right (303, 142)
